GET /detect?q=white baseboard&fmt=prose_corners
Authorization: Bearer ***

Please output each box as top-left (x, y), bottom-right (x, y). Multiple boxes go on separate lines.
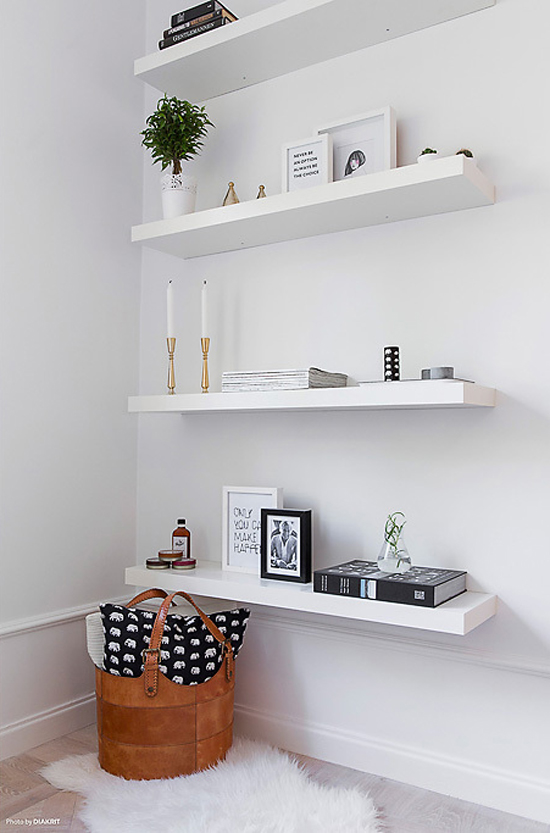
top-left (0, 693), bottom-right (96, 760)
top-left (234, 703), bottom-right (550, 825)
top-left (0, 595), bottom-right (126, 760)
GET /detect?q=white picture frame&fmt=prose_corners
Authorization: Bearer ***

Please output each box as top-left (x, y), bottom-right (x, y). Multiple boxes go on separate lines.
top-left (316, 106), bottom-right (396, 182)
top-left (222, 486), bottom-right (283, 574)
top-left (282, 133), bottom-right (333, 193)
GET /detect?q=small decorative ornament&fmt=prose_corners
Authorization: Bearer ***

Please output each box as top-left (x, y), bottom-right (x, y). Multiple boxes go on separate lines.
top-left (384, 346), bottom-right (400, 381)
top-left (172, 558), bottom-right (197, 570)
top-left (377, 512), bottom-right (412, 574)
top-left (256, 184), bottom-right (267, 198)
top-left (421, 366), bottom-right (455, 380)
top-left (158, 549), bottom-right (182, 564)
top-left (223, 181), bottom-right (239, 205)
top-left (145, 558), bottom-right (170, 570)
top-left (456, 148), bottom-right (474, 158)
top-left (417, 147), bottom-right (439, 163)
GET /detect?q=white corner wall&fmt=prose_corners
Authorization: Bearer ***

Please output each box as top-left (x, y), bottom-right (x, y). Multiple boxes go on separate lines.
top-left (135, 0), bottom-right (550, 822)
top-left (0, 1), bottom-right (145, 757)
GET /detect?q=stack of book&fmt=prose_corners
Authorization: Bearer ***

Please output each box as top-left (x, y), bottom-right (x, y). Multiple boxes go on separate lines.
top-left (158, 1), bottom-right (237, 50)
top-left (221, 367), bottom-right (349, 393)
top-left (313, 560), bottom-right (467, 608)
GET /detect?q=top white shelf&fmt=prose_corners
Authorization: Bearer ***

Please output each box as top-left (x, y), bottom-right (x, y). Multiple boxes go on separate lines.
top-left (136, 0), bottom-right (495, 101)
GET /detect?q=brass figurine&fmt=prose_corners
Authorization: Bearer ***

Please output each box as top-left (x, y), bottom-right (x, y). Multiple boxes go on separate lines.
top-left (222, 181), bottom-right (239, 205)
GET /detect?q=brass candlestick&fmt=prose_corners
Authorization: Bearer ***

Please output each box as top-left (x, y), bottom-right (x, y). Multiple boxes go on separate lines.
top-left (167, 337), bottom-right (176, 395)
top-left (201, 337), bottom-right (210, 393)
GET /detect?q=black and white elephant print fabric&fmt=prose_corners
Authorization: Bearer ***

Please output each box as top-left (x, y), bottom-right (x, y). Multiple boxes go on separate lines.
top-left (99, 603), bottom-right (250, 685)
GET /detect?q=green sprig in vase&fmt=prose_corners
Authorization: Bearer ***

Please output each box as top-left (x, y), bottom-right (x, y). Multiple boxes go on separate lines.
top-left (377, 511), bottom-right (412, 574)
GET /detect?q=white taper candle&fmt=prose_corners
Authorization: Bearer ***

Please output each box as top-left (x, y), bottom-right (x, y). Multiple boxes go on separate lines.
top-left (201, 280), bottom-right (208, 337)
top-left (167, 280), bottom-right (175, 338)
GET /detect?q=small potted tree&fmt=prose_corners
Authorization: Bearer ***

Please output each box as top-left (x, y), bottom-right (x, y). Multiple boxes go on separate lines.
top-left (417, 147), bottom-right (439, 163)
top-left (141, 94), bottom-right (214, 219)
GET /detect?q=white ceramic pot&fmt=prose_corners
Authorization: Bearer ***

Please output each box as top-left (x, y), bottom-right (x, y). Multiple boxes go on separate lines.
top-left (417, 151), bottom-right (439, 164)
top-left (161, 164), bottom-right (197, 219)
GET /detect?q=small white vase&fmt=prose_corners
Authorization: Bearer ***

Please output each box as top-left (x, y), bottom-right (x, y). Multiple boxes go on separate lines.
top-left (377, 537), bottom-right (412, 574)
top-left (161, 165), bottom-right (197, 219)
top-left (417, 152), bottom-right (439, 164)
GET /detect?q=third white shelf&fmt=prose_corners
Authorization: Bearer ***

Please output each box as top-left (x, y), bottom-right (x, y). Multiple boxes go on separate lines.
top-left (128, 381), bottom-right (496, 415)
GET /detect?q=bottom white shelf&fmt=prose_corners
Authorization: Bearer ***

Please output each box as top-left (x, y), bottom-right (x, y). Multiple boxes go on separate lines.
top-left (125, 563), bottom-right (497, 636)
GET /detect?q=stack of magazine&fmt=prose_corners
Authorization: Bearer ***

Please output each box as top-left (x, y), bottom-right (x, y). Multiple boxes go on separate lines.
top-left (221, 367), bottom-right (348, 393)
top-left (158, 1), bottom-right (237, 50)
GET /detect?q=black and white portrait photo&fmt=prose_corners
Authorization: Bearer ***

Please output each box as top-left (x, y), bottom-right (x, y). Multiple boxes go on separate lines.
top-left (344, 148), bottom-right (367, 177)
top-left (261, 509), bottom-right (312, 584)
top-left (269, 517), bottom-right (299, 572)
top-left (316, 107), bottom-right (396, 182)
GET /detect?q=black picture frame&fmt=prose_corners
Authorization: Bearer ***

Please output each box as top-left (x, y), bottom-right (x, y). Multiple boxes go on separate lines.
top-left (260, 509), bottom-right (312, 584)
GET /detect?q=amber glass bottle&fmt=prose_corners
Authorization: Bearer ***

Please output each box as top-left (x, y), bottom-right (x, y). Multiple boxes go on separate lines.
top-left (172, 518), bottom-right (191, 559)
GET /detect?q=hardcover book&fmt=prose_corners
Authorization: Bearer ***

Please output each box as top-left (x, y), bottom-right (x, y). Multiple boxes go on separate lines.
top-left (164, 8), bottom-right (237, 38)
top-left (159, 16), bottom-right (232, 49)
top-left (313, 560), bottom-right (467, 607)
top-left (170, 1), bottom-right (234, 28)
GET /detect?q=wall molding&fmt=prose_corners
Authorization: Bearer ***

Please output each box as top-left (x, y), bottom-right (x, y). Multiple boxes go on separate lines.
top-left (250, 607), bottom-right (550, 679)
top-left (0, 595), bottom-right (128, 640)
top-left (0, 693), bottom-right (96, 761)
top-left (234, 702), bottom-right (550, 825)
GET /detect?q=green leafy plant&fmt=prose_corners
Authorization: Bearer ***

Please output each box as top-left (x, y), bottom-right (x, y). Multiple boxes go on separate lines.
top-left (456, 147), bottom-right (473, 157)
top-left (384, 511), bottom-right (407, 566)
top-left (420, 147), bottom-right (438, 155)
top-left (141, 94), bottom-right (214, 175)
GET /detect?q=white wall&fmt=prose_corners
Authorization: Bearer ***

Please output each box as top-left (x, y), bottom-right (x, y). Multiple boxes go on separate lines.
top-left (0, 1), bottom-right (145, 756)
top-left (136, 0), bottom-right (550, 822)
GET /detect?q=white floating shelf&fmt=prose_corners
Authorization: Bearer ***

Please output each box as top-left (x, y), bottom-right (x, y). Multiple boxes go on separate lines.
top-left (136, 0), bottom-right (495, 102)
top-left (125, 563), bottom-right (497, 636)
top-left (132, 157), bottom-right (494, 259)
top-left (128, 381), bottom-right (496, 415)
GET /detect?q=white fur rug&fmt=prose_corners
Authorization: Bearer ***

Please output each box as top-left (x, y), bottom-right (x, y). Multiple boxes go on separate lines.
top-left (42, 738), bottom-right (380, 833)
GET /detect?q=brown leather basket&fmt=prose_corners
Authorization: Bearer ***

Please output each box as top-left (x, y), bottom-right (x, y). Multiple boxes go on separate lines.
top-left (95, 588), bottom-right (235, 780)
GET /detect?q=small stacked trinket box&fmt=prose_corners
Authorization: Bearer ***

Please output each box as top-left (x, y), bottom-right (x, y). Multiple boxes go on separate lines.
top-left (146, 549), bottom-right (196, 570)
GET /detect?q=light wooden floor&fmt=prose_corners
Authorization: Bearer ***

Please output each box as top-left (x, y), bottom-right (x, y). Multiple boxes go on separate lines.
top-left (1, 725), bottom-right (547, 832)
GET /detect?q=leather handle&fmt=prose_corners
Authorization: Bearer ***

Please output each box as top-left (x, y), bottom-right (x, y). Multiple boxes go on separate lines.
top-left (127, 588), bottom-right (170, 607)
top-left (150, 591), bottom-right (229, 649)
top-left (143, 590), bottom-right (234, 698)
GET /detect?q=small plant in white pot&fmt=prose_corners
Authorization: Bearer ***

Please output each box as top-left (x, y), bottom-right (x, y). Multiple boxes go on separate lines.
top-left (141, 94), bottom-right (214, 219)
top-left (417, 147), bottom-right (439, 163)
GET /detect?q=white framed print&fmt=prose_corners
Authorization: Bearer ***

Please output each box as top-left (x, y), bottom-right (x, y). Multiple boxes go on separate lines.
top-left (316, 106), bottom-right (396, 182)
top-left (222, 486), bottom-right (283, 574)
top-left (282, 134), bottom-right (333, 193)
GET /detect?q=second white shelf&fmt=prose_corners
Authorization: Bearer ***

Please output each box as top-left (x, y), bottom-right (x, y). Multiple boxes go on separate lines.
top-left (132, 156), bottom-right (495, 260)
